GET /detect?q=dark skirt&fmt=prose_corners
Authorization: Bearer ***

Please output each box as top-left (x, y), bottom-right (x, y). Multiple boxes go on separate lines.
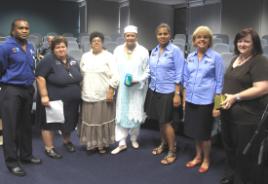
top-left (144, 88), bottom-right (176, 124)
top-left (184, 102), bottom-right (214, 140)
top-left (36, 98), bottom-right (81, 133)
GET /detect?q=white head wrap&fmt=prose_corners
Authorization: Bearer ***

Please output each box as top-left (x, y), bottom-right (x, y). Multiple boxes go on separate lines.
top-left (124, 25), bottom-right (138, 34)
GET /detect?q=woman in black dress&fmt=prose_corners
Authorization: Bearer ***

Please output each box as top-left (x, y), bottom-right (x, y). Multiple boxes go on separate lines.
top-left (36, 36), bottom-right (82, 159)
top-left (220, 28), bottom-right (268, 184)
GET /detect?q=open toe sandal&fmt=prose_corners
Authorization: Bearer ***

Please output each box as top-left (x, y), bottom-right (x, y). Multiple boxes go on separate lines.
top-left (160, 151), bottom-right (176, 165)
top-left (186, 159), bottom-right (202, 168)
top-left (152, 142), bottom-right (167, 155)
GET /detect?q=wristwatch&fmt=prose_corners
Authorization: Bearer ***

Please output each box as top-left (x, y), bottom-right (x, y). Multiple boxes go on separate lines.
top-left (175, 91), bottom-right (180, 95)
top-left (235, 94), bottom-right (241, 101)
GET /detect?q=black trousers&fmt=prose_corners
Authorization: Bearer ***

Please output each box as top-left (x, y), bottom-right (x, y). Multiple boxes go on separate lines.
top-left (221, 110), bottom-right (266, 184)
top-left (0, 84), bottom-right (34, 168)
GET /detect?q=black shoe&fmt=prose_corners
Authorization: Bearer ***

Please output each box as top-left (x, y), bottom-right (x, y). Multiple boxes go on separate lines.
top-left (45, 148), bottom-right (62, 159)
top-left (220, 176), bottom-right (234, 184)
top-left (63, 142), bottom-right (76, 152)
top-left (8, 166), bottom-right (26, 177)
top-left (21, 156), bottom-right (42, 164)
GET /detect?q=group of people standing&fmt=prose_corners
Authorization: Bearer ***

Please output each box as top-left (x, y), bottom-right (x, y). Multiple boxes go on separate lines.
top-left (0, 18), bottom-right (268, 184)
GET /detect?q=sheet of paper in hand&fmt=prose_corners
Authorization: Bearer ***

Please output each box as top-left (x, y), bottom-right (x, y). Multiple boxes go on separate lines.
top-left (45, 100), bottom-right (65, 123)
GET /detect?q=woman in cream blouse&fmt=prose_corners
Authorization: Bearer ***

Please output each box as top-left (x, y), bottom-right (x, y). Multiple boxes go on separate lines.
top-left (79, 32), bottom-right (119, 154)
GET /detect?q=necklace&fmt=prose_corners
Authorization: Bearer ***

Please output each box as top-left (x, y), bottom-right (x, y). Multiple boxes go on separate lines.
top-left (233, 55), bottom-right (252, 68)
top-left (238, 55), bottom-right (252, 64)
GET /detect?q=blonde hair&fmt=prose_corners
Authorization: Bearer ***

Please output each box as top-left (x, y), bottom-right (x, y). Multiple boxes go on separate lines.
top-left (192, 26), bottom-right (213, 48)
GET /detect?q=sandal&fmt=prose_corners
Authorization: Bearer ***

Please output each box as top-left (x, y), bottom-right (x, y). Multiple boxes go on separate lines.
top-left (160, 151), bottom-right (176, 165)
top-left (186, 158), bottom-right (202, 168)
top-left (152, 142), bottom-right (167, 155)
top-left (98, 148), bottom-right (107, 154)
top-left (198, 161), bottom-right (210, 173)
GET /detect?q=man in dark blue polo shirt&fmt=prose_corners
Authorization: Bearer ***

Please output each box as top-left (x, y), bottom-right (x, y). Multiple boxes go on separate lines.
top-left (0, 18), bottom-right (41, 177)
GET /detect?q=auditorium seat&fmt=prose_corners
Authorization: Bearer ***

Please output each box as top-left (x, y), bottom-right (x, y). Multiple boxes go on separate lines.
top-left (212, 37), bottom-right (223, 44)
top-left (213, 34), bottom-right (229, 44)
top-left (263, 45), bottom-right (268, 55)
top-left (213, 43), bottom-right (230, 53)
top-left (62, 33), bottom-right (74, 37)
top-left (68, 49), bottom-right (83, 61)
top-left (68, 41), bottom-right (80, 50)
top-left (81, 41), bottom-right (90, 53)
top-left (174, 33), bottom-right (186, 41)
top-left (104, 41), bottom-right (118, 53)
top-left (221, 52), bottom-right (234, 72)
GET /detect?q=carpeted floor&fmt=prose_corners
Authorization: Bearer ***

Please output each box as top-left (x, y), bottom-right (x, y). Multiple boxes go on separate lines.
top-left (0, 128), bottom-right (225, 184)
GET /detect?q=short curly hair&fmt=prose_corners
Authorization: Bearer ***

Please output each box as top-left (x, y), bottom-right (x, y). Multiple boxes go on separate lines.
top-left (50, 36), bottom-right (68, 51)
top-left (89, 32), bottom-right (104, 43)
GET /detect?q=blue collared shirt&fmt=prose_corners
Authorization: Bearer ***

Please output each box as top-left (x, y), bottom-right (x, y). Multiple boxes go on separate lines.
top-left (183, 48), bottom-right (224, 105)
top-left (0, 37), bottom-right (35, 86)
top-left (148, 42), bottom-right (184, 94)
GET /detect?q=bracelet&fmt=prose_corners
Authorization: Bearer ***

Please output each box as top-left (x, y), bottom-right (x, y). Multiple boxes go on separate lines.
top-left (175, 91), bottom-right (180, 95)
top-left (235, 94), bottom-right (241, 101)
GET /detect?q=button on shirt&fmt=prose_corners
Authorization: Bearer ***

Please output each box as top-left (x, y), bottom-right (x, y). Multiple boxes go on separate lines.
top-left (183, 48), bottom-right (224, 105)
top-left (0, 37), bottom-right (35, 86)
top-left (149, 42), bottom-right (184, 94)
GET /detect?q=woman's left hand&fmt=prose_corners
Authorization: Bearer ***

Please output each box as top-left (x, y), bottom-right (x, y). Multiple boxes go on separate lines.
top-left (106, 88), bottom-right (114, 103)
top-left (221, 94), bottom-right (237, 109)
top-left (173, 94), bottom-right (181, 107)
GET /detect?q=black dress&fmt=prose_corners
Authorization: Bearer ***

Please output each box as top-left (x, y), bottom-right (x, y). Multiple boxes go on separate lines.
top-left (220, 55), bottom-right (268, 184)
top-left (35, 54), bottom-right (82, 133)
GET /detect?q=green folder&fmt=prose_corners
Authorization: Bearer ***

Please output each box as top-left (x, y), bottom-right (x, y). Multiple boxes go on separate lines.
top-left (214, 95), bottom-right (226, 110)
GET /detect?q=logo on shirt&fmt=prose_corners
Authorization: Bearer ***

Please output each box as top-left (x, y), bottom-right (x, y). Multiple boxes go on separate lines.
top-left (12, 47), bottom-right (19, 53)
top-left (30, 49), bottom-right (35, 55)
top-left (151, 52), bottom-right (157, 57)
top-left (204, 58), bottom-right (213, 64)
top-left (188, 59), bottom-right (194, 63)
top-left (70, 60), bottom-right (77, 66)
top-left (55, 60), bottom-right (61, 65)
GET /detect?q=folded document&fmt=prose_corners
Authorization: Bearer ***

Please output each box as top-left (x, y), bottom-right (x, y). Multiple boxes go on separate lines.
top-left (45, 100), bottom-right (65, 123)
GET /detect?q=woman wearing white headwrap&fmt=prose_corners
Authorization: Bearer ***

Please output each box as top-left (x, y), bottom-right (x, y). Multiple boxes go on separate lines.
top-left (111, 25), bottom-right (149, 154)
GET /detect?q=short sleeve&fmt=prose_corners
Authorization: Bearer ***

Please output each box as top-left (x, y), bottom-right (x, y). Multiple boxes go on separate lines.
top-left (250, 56), bottom-right (268, 82)
top-left (35, 54), bottom-right (53, 78)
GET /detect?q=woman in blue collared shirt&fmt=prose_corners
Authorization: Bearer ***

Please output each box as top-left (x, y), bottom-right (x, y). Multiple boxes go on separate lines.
top-left (144, 23), bottom-right (184, 165)
top-left (183, 26), bottom-right (224, 173)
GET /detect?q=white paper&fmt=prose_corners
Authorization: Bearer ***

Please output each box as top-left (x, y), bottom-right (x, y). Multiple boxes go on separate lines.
top-left (45, 100), bottom-right (65, 123)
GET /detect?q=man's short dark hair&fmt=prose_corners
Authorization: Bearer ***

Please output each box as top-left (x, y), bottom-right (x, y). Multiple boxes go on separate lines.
top-left (10, 18), bottom-right (29, 36)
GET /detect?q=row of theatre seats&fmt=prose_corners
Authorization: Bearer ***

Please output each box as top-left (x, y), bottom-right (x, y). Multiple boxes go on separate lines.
top-left (172, 33), bottom-right (268, 73)
top-left (0, 32), bottom-right (125, 62)
top-left (1, 32), bottom-right (268, 72)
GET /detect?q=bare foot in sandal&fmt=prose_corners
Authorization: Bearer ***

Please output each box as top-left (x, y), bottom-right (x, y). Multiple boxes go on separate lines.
top-left (152, 142), bottom-right (166, 155)
top-left (198, 160), bottom-right (210, 173)
top-left (160, 151), bottom-right (176, 165)
top-left (186, 157), bottom-right (202, 168)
